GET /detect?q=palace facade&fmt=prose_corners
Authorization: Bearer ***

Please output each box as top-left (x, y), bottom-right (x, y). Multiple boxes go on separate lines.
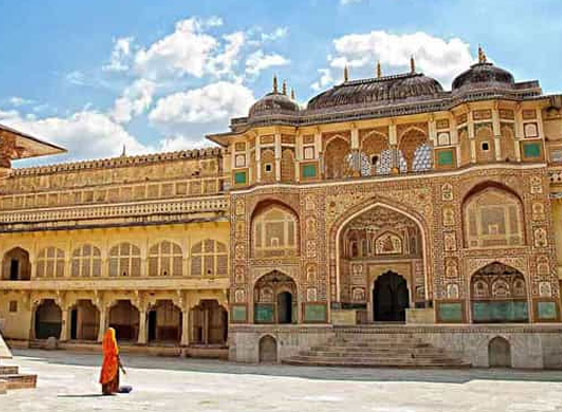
top-left (2, 49), bottom-right (562, 367)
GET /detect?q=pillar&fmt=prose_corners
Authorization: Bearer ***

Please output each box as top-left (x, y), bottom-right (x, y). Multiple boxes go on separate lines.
top-left (60, 307), bottom-right (70, 342)
top-left (181, 309), bottom-right (190, 346)
top-left (97, 306), bottom-right (108, 343)
top-left (138, 309), bottom-right (147, 344)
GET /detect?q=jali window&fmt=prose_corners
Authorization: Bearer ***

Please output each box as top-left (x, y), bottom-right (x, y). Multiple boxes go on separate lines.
top-left (191, 240), bottom-right (227, 276)
top-left (36, 247), bottom-right (65, 278)
top-left (253, 206), bottom-right (298, 258)
top-left (71, 244), bottom-right (101, 277)
top-left (108, 242), bottom-right (141, 277)
top-left (149, 241), bottom-right (183, 277)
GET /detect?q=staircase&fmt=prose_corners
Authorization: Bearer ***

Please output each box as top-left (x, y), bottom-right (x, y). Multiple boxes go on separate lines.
top-left (0, 365), bottom-right (37, 392)
top-left (283, 328), bottom-right (470, 368)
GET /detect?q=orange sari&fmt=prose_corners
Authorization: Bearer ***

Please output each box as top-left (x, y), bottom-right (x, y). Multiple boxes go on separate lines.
top-left (99, 328), bottom-right (120, 394)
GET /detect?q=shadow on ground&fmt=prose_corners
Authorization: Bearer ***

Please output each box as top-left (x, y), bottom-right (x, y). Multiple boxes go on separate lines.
top-left (12, 348), bottom-right (562, 385)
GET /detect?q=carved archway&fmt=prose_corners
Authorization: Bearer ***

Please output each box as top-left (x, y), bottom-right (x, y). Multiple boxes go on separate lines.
top-left (253, 271), bottom-right (298, 324)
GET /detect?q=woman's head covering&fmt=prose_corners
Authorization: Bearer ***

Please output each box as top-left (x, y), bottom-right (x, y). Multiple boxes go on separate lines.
top-left (102, 327), bottom-right (119, 355)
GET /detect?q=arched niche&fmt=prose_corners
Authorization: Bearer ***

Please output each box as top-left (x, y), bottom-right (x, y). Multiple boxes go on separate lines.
top-left (251, 202), bottom-right (299, 259)
top-left (254, 271), bottom-right (298, 324)
top-left (108, 300), bottom-right (140, 341)
top-left (34, 299), bottom-right (62, 340)
top-left (259, 335), bottom-right (278, 363)
top-left (2, 247), bottom-right (31, 281)
top-left (488, 336), bottom-right (512, 368)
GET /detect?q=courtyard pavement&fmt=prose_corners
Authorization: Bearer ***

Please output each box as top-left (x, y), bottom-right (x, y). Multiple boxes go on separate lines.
top-left (1, 349), bottom-right (562, 411)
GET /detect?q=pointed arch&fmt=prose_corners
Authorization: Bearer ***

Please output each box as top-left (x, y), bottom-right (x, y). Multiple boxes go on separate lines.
top-left (324, 137), bottom-right (351, 179)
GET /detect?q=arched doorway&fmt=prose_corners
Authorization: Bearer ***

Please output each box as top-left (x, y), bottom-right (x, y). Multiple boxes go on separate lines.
top-left (254, 271), bottom-right (298, 324)
top-left (147, 300), bottom-right (182, 344)
top-left (470, 262), bottom-right (528, 323)
top-left (259, 335), bottom-right (278, 363)
top-left (2, 247), bottom-right (31, 281)
top-left (108, 300), bottom-right (140, 342)
top-left (34, 299), bottom-right (62, 340)
top-left (373, 271), bottom-right (409, 322)
top-left (70, 300), bottom-right (99, 341)
top-left (190, 300), bottom-right (228, 346)
top-left (336, 204), bottom-right (426, 322)
top-left (488, 336), bottom-right (511, 368)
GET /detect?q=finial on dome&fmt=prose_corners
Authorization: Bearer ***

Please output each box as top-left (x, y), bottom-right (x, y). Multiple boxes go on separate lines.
top-left (121, 144), bottom-right (126, 157)
top-left (376, 61), bottom-right (382, 78)
top-left (273, 74), bottom-right (278, 94)
top-left (478, 45), bottom-right (487, 64)
top-left (290, 88), bottom-right (295, 100)
top-left (410, 55), bottom-right (416, 74)
top-left (344, 65), bottom-right (349, 82)
top-left (282, 80), bottom-right (287, 95)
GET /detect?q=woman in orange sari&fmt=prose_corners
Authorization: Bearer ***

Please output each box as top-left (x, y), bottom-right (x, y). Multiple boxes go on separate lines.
top-left (99, 328), bottom-right (122, 395)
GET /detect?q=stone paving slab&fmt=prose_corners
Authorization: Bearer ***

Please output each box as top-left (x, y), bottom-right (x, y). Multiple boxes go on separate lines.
top-left (1, 349), bottom-right (562, 411)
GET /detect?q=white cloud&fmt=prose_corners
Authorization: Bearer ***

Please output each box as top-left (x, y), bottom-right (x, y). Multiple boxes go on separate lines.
top-left (66, 71), bottom-right (87, 86)
top-left (260, 27), bottom-right (288, 42)
top-left (208, 31), bottom-right (246, 77)
top-left (111, 78), bottom-right (156, 123)
top-left (134, 17), bottom-right (219, 79)
top-left (311, 68), bottom-right (335, 91)
top-left (324, 30), bottom-right (474, 88)
top-left (0, 109), bottom-right (149, 161)
top-left (8, 97), bottom-right (34, 107)
top-left (245, 50), bottom-right (290, 76)
top-left (149, 81), bottom-right (254, 126)
top-left (103, 36), bottom-right (134, 72)
top-left (158, 135), bottom-right (211, 152)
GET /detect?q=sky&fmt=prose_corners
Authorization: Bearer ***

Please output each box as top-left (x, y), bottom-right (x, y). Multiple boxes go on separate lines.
top-left (1, 0), bottom-right (561, 166)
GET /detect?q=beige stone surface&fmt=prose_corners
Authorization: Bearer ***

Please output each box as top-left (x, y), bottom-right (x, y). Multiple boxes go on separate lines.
top-left (0, 331), bottom-right (11, 359)
top-left (3, 349), bottom-right (562, 411)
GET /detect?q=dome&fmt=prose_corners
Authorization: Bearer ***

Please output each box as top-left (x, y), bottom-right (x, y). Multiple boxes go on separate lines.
top-left (452, 62), bottom-right (515, 92)
top-left (248, 92), bottom-right (300, 117)
top-left (307, 73), bottom-right (444, 111)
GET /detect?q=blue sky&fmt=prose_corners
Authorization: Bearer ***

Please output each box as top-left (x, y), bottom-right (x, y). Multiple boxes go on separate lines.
top-left (1, 0), bottom-right (561, 165)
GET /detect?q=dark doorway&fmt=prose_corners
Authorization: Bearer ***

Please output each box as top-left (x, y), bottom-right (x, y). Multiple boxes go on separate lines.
top-left (70, 309), bottom-right (78, 340)
top-left (373, 271), bottom-right (409, 322)
top-left (259, 335), bottom-right (278, 363)
top-left (10, 259), bottom-right (19, 280)
top-left (148, 310), bottom-right (157, 342)
top-left (277, 292), bottom-right (293, 324)
top-left (34, 299), bottom-right (62, 339)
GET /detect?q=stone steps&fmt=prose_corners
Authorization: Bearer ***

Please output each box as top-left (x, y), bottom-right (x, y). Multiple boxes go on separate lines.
top-left (0, 364), bottom-right (37, 391)
top-left (283, 331), bottom-right (470, 369)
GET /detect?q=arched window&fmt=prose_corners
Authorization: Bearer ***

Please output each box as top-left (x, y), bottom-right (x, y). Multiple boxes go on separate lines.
top-left (324, 137), bottom-right (351, 179)
top-left (260, 149), bottom-right (275, 183)
top-left (475, 126), bottom-right (495, 163)
top-left (36, 247), bottom-right (65, 278)
top-left (2, 247), bottom-right (31, 280)
top-left (148, 241), bottom-right (183, 277)
top-left (253, 206), bottom-right (298, 258)
top-left (412, 143), bottom-right (433, 172)
top-left (190, 239), bottom-right (227, 277)
top-left (399, 129), bottom-right (428, 170)
top-left (71, 244), bottom-right (101, 277)
top-left (108, 242), bottom-right (141, 277)
top-left (280, 149), bottom-right (295, 182)
top-left (361, 132), bottom-right (388, 176)
top-left (464, 186), bottom-right (524, 248)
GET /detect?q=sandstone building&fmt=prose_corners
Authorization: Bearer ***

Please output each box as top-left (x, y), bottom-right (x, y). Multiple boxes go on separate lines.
top-left (2, 49), bottom-right (562, 368)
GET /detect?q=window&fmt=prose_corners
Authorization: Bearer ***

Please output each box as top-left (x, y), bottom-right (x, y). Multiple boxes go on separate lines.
top-left (149, 241), bottom-right (183, 277)
top-left (36, 247), bottom-right (65, 278)
top-left (9, 301), bottom-right (17, 313)
top-left (371, 155), bottom-right (379, 166)
top-left (71, 244), bottom-right (102, 277)
top-left (253, 206), bottom-right (298, 258)
top-left (191, 240), bottom-right (227, 276)
top-left (265, 163), bottom-right (273, 172)
top-left (482, 142), bottom-right (490, 151)
top-left (108, 242), bottom-right (141, 277)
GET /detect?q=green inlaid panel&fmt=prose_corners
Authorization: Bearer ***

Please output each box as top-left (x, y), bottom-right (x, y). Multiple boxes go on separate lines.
top-left (437, 150), bottom-right (454, 166)
top-left (304, 303), bottom-right (327, 323)
top-left (231, 305), bottom-right (247, 323)
top-left (254, 304), bottom-right (274, 323)
top-left (523, 142), bottom-right (541, 158)
top-left (472, 301), bottom-right (529, 323)
top-left (438, 303), bottom-right (463, 323)
top-left (537, 302), bottom-right (557, 320)
top-left (234, 170), bottom-right (247, 184)
top-left (302, 164), bottom-right (317, 178)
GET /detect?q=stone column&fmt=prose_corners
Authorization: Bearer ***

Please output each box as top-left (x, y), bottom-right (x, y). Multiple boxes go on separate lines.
top-left (60, 307), bottom-right (70, 342)
top-left (97, 305), bottom-right (108, 343)
top-left (138, 308), bottom-right (147, 344)
top-left (181, 308), bottom-right (190, 346)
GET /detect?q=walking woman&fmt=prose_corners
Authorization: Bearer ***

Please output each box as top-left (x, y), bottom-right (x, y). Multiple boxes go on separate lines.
top-left (99, 327), bottom-right (125, 395)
